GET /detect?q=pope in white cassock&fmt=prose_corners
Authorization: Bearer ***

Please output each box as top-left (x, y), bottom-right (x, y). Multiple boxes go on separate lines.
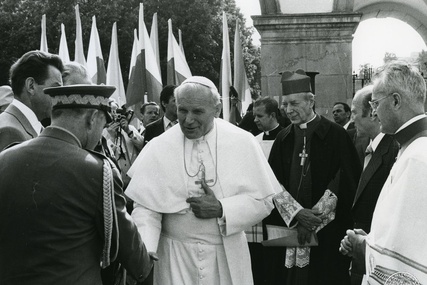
top-left (126, 76), bottom-right (282, 285)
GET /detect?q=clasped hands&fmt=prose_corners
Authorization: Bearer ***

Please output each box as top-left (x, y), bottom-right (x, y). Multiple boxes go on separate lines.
top-left (186, 180), bottom-right (223, 219)
top-left (339, 229), bottom-right (367, 257)
top-left (295, 209), bottom-right (323, 245)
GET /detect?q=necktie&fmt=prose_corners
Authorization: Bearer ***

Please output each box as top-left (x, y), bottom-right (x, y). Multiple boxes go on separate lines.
top-left (167, 120), bottom-right (177, 130)
top-left (363, 144), bottom-right (373, 169)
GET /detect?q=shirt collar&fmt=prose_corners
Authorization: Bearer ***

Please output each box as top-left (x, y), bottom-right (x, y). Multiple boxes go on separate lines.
top-left (370, 132), bottom-right (385, 152)
top-left (11, 99), bottom-right (43, 135)
top-left (343, 121), bottom-right (351, 130)
top-left (299, 114), bottom-right (317, 129)
top-left (264, 123), bottom-right (280, 136)
top-left (395, 114), bottom-right (427, 134)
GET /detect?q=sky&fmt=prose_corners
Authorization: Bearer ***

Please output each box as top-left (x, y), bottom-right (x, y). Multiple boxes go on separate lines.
top-left (234, 0), bottom-right (427, 73)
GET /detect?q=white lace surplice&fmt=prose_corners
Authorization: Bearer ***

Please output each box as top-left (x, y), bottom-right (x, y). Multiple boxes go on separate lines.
top-left (273, 189), bottom-right (337, 268)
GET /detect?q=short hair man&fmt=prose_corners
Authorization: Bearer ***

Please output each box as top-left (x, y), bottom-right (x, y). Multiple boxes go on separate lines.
top-left (143, 85), bottom-right (177, 145)
top-left (62, 61), bottom-right (91, 85)
top-left (0, 50), bottom-right (63, 150)
top-left (253, 96), bottom-right (283, 157)
top-left (125, 76), bottom-right (281, 285)
top-left (140, 102), bottom-right (160, 131)
top-left (341, 61), bottom-right (427, 284)
top-left (332, 101), bottom-right (353, 129)
top-left (0, 84), bottom-right (153, 284)
top-left (344, 85), bottom-right (399, 285)
top-left (265, 69), bottom-right (361, 285)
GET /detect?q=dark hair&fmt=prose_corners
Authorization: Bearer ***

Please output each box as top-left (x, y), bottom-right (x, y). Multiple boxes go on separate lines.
top-left (10, 50), bottom-right (64, 96)
top-left (253, 97), bottom-right (278, 116)
top-left (333, 102), bottom-right (350, 113)
top-left (160, 85), bottom-right (177, 111)
top-left (140, 102), bottom-right (159, 114)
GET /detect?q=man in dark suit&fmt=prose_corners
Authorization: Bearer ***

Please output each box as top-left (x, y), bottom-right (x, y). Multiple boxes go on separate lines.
top-left (332, 101), bottom-right (353, 130)
top-left (0, 50), bottom-right (64, 151)
top-left (346, 85), bottom-right (399, 285)
top-left (143, 84), bottom-right (177, 146)
top-left (0, 85), bottom-right (154, 285)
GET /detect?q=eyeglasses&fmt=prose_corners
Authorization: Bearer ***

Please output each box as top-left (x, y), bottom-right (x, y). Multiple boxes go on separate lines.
top-left (369, 93), bottom-right (393, 110)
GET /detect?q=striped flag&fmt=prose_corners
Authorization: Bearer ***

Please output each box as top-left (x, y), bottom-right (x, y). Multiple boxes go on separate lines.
top-left (233, 19), bottom-right (252, 114)
top-left (178, 29), bottom-right (185, 56)
top-left (220, 11), bottom-right (232, 122)
top-left (87, 16), bottom-right (106, 84)
top-left (74, 4), bottom-right (86, 67)
top-left (126, 3), bottom-right (162, 106)
top-left (150, 13), bottom-right (161, 73)
top-left (40, 14), bottom-right (48, 52)
top-left (167, 19), bottom-right (192, 85)
top-left (58, 23), bottom-right (70, 63)
top-left (106, 22), bottom-right (126, 106)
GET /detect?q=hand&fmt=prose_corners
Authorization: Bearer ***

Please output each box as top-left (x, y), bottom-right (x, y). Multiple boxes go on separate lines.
top-left (119, 118), bottom-right (130, 133)
top-left (295, 208), bottom-right (322, 231)
top-left (296, 224), bottom-right (313, 245)
top-left (186, 180), bottom-right (223, 219)
top-left (106, 122), bottom-right (120, 138)
top-left (339, 229), bottom-right (367, 257)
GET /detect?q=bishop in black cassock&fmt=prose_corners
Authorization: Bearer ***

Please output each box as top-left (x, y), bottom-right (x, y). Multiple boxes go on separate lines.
top-left (263, 69), bottom-right (361, 285)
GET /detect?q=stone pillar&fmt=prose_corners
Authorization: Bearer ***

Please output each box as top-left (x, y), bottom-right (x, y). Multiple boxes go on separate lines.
top-left (253, 12), bottom-right (362, 118)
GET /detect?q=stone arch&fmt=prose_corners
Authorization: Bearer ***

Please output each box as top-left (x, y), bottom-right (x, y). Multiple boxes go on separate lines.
top-left (353, 1), bottom-right (427, 44)
top-left (254, 0), bottom-right (427, 117)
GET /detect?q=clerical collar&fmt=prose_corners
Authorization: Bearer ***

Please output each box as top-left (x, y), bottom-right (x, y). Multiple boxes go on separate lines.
top-left (264, 124), bottom-right (280, 136)
top-left (394, 115), bottom-right (427, 146)
top-left (298, 114), bottom-right (317, 129)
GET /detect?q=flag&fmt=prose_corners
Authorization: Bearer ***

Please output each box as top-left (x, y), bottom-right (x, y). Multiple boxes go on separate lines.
top-left (126, 3), bottom-right (162, 106)
top-left (87, 16), bottom-right (106, 84)
top-left (220, 11), bottom-right (232, 122)
top-left (167, 19), bottom-right (192, 85)
top-left (74, 4), bottom-right (86, 67)
top-left (40, 14), bottom-right (48, 52)
top-left (178, 29), bottom-right (185, 55)
top-left (234, 19), bottom-right (252, 114)
top-left (106, 22), bottom-right (126, 106)
top-left (58, 23), bottom-right (70, 63)
top-left (150, 13), bottom-right (160, 73)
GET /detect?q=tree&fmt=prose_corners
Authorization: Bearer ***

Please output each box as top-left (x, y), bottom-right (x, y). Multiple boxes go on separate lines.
top-left (0, 0), bottom-right (261, 95)
top-left (417, 50), bottom-right (427, 77)
top-left (383, 52), bottom-right (397, 63)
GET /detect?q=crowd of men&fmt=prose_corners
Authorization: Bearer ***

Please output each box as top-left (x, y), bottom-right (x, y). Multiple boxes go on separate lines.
top-left (0, 50), bottom-right (426, 285)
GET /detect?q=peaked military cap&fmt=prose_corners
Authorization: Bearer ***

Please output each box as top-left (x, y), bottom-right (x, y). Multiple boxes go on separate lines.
top-left (44, 84), bottom-right (116, 122)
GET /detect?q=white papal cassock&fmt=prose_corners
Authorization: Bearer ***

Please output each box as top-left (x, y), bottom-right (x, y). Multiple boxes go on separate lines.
top-left (126, 118), bottom-right (281, 285)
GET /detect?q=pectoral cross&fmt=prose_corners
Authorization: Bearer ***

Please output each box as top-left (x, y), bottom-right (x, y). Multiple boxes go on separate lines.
top-left (195, 163), bottom-right (214, 188)
top-left (299, 136), bottom-right (308, 166)
top-left (299, 148), bottom-right (308, 166)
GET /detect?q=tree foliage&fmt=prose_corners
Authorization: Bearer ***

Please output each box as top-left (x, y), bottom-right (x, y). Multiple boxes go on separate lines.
top-left (0, 0), bottom-right (261, 95)
top-left (383, 52), bottom-right (397, 64)
top-left (417, 50), bottom-right (427, 77)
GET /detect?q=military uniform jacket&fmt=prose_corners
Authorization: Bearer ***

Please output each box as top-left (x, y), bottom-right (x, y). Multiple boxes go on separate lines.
top-left (0, 127), bottom-right (152, 285)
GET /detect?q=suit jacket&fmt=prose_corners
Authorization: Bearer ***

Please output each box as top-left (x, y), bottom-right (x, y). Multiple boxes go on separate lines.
top-left (0, 103), bottom-right (37, 151)
top-left (352, 135), bottom-right (399, 232)
top-left (0, 127), bottom-right (152, 285)
top-left (143, 117), bottom-right (165, 147)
